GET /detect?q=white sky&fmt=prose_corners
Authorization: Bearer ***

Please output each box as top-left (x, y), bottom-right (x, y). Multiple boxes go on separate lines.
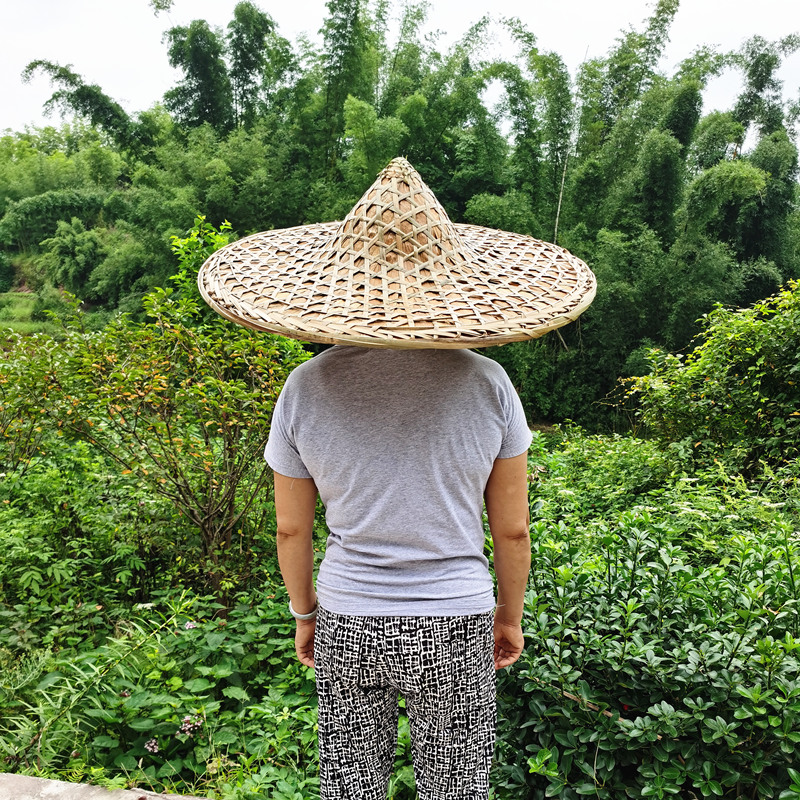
top-left (2, 0), bottom-right (799, 134)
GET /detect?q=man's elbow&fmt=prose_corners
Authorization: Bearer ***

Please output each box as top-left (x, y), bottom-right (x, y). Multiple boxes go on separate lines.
top-left (276, 525), bottom-right (308, 540)
top-left (494, 525), bottom-right (531, 544)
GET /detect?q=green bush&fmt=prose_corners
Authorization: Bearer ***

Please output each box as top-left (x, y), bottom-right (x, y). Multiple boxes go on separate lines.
top-left (631, 281), bottom-right (800, 476)
top-left (0, 442), bottom-right (186, 617)
top-left (0, 189), bottom-right (106, 250)
top-left (2, 426), bottom-right (799, 798)
top-left (0, 591), bottom-right (320, 796)
top-left (0, 251), bottom-right (13, 292)
top-left (492, 435), bottom-right (800, 800)
top-left (30, 282), bottom-right (76, 321)
top-left (1, 218), bottom-right (310, 604)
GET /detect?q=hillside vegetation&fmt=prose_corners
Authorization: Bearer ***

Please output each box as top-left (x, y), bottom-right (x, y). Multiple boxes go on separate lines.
top-left (1, 1), bottom-right (799, 797)
top-left (1, 221), bottom-right (799, 799)
top-left (1, 0), bottom-right (798, 423)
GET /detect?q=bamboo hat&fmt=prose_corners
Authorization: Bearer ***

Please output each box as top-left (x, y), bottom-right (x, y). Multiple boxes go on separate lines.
top-left (198, 157), bottom-right (596, 348)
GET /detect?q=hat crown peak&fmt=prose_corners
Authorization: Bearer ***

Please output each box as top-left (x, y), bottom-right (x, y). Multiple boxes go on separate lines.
top-left (329, 157), bottom-right (470, 271)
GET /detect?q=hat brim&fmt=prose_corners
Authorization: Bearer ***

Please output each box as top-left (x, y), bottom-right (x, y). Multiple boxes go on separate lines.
top-left (198, 221), bottom-right (596, 349)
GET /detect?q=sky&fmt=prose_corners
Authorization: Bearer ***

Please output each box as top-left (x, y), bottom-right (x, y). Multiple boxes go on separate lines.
top-left (2, 0), bottom-right (799, 135)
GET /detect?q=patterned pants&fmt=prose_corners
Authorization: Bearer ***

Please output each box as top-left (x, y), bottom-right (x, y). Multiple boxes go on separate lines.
top-left (314, 608), bottom-right (496, 800)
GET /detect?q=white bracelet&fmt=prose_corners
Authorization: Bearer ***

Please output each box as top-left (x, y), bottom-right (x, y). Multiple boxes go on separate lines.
top-left (289, 599), bottom-right (318, 620)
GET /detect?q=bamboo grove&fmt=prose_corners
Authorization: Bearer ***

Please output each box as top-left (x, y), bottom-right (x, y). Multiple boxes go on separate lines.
top-left (1, 0), bottom-right (798, 425)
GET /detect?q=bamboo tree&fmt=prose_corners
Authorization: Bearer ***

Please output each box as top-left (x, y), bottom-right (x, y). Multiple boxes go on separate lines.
top-left (21, 61), bottom-right (136, 153)
top-left (163, 20), bottom-right (234, 132)
top-left (320, 0), bottom-right (379, 173)
top-left (530, 51), bottom-right (574, 233)
top-left (227, 2), bottom-right (277, 127)
top-left (731, 34), bottom-right (800, 138)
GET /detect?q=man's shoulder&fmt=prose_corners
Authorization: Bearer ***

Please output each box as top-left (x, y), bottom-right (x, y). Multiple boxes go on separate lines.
top-left (459, 349), bottom-right (512, 382)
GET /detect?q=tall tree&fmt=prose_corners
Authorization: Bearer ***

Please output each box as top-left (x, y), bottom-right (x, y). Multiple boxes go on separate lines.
top-left (320, 0), bottom-right (379, 172)
top-left (401, 19), bottom-right (491, 192)
top-left (731, 35), bottom-right (800, 138)
top-left (163, 20), bottom-right (234, 132)
top-left (660, 79), bottom-right (702, 150)
top-left (227, 2), bottom-right (276, 127)
top-left (689, 111), bottom-right (744, 172)
top-left (376, 2), bottom-right (429, 118)
top-left (486, 60), bottom-right (542, 205)
top-left (530, 51), bottom-right (574, 236)
top-left (604, 0), bottom-right (679, 123)
top-left (343, 95), bottom-right (408, 186)
top-left (737, 129), bottom-right (799, 269)
top-left (575, 0), bottom-right (680, 151)
top-left (22, 61), bottom-right (134, 152)
top-left (615, 129), bottom-right (685, 243)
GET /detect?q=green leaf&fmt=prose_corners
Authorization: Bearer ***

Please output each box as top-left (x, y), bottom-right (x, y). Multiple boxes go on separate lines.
top-left (222, 685), bottom-right (249, 701)
top-left (212, 727), bottom-right (238, 745)
top-left (35, 672), bottom-right (64, 690)
top-left (91, 735), bottom-right (119, 749)
top-left (128, 718), bottom-right (158, 731)
top-left (156, 758), bottom-right (184, 777)
top-left (183, 677), bottom-right (213, 692)
top-left (114, 754), bottom-right (138, 771)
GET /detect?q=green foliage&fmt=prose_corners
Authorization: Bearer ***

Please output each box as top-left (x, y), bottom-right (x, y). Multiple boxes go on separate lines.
top-left (22, 61), bottom-right (136, 153)
top-left (661, 232), bottom-right (741, 348)
top-left (30, 283), bottom-right (76, 322)
top-left (5, 0), bottom-right (800, 429)
top-left (164, 21), bottom-right (235, 132)
top-left (0, 591), bottom-right (321, 797)
top-left (39, 217), bottom-right (105, 295)
top-left (343, 95), bottom-right (407, 186)
top-left (660, 80), bottom-right (702, 150)
top-left (689, 112), bottom-right (745, 172)
top-left (730, 35), bottom-right (800, 137)
top-left (493, 430), bottom-right (800, 800)
top-left (529, 50), bottom-right (573, 228)
top-left (319, 0), bottom-right (382, 171)
top-left (227, 3), bottom-right (278, 127)
top-left (0, 189), bottom-right (105, 250)
top-left (738, 129), bottom-right (800, 269)
top-left (631, 282), bottom-right (800, 475)
top-left (616, 129), bottom-right (685, 242)
top-left (0, 438), bottom-right (192, 620)
top-left (464, 191), bottom-right (540, 237)
top-left (684, 158), bottom-right (767, 241)
top-left (0, 252), bottom-right (13, 292)
top-left (2, 219), bottom-right (310, 603)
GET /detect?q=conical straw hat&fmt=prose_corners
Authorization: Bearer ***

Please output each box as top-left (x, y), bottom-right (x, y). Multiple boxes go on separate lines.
top-left (198, 157), bottom-right (596, 348)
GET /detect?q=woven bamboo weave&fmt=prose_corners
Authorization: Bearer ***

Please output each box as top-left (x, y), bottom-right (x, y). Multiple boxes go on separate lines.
top-left (198, 158), bottom-right (596, 348)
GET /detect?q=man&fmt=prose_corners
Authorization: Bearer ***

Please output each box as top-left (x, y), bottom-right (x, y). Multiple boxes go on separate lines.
top-left (197, 157), bottom-right (595, 798)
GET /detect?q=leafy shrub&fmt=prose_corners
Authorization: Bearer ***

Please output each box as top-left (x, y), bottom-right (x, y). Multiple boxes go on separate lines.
top-left (630, 282), bottom-right (800, 476)
top-left (0, 189), bottom-right (106, 250)
top-left (2, 218), bottom-right (310, 603)
top-left (2, 423), bottom-right (799, 798)
top-left (0, 587), bottom-right (425, 799)
top-left (0, 442), bottom-right (187, 617)
top-left (0, 251), bottom-right (13, 292)
top-left (30, 282), bottom-right (75, 321)
top-left (0, 591), bottom-right (319, 796)
top-left (492, 435), bottom-right (800, 800)
top-left (527, 427), bottom-right (682, 521)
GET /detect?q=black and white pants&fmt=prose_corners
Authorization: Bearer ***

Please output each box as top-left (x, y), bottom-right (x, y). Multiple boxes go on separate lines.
top-left (314, 608), bottom-right (496, 800)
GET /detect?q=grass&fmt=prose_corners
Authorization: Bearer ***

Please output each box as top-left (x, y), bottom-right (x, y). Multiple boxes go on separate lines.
top-left (0, 292), bottom-right (35, 319)
top-left (0, 293), bottom-right (56, 335)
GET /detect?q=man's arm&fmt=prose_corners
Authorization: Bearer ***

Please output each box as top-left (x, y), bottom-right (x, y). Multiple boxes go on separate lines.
top-left (274, 471), bottom-right (319, 668)
top-left (484, 452), bottom-right (531, 669)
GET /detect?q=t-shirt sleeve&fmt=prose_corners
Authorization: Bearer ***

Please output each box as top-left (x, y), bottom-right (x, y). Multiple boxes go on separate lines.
top-left (264, 383), bottom-right (313, 479)
top-left (497, 374), bottom-right (533, 459)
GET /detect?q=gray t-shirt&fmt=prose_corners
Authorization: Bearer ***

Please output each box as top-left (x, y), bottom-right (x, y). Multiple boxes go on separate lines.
top-left (264, 346), bottom-right (532, 616)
